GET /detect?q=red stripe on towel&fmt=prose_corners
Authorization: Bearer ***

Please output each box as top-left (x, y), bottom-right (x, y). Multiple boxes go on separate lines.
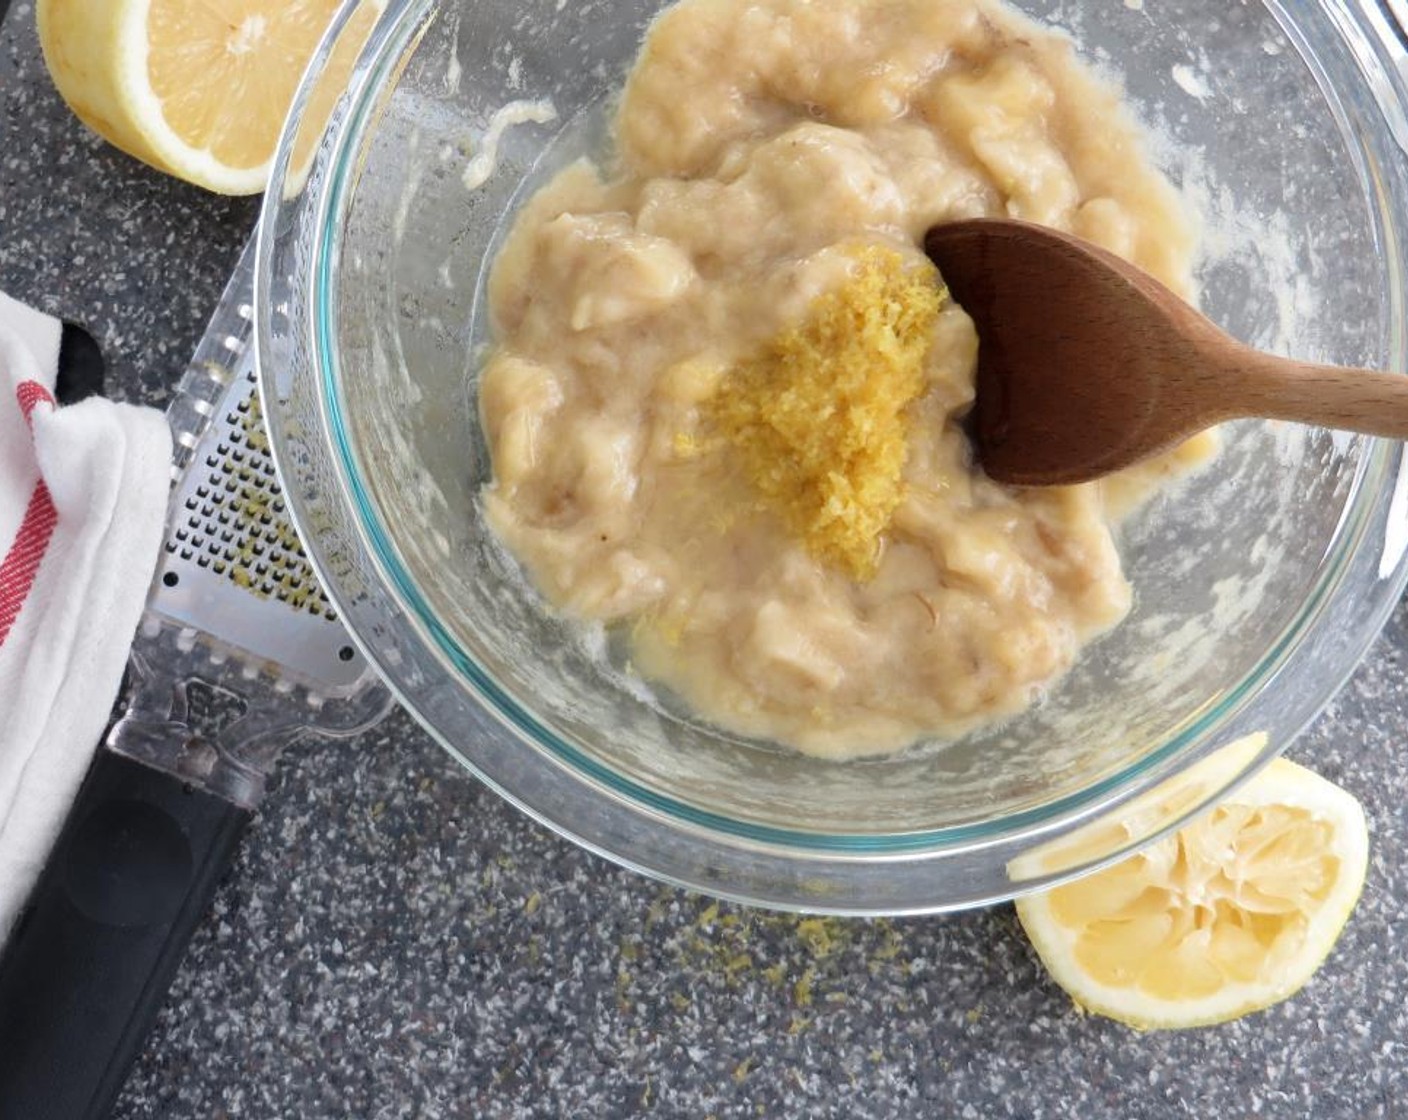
top-left (16, 380), bottom-right (55, 422)
top-left (0, 382), bottom-right (60, 646)
top-left (0, 483), bottom-right (57, 646)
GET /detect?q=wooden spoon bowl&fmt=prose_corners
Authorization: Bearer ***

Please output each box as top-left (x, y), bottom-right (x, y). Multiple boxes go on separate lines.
top-left (924, 219), bottom-right (1408, 487)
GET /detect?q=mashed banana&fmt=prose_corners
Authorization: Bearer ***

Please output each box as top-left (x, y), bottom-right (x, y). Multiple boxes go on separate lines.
top-left (479, 0), bottom-right (1213, 757)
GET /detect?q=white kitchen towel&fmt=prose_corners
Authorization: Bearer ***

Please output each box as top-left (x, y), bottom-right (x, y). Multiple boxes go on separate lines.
top-left (0, 292), bottom-right (171, 938)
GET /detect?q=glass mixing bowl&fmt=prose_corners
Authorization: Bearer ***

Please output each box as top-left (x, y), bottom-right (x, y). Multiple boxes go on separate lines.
top-left (256, 0), bottom-right (1408, 913)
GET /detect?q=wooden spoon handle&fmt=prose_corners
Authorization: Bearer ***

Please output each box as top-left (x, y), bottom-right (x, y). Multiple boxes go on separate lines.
top-left (1229, 353), bottom-right (1408, 440)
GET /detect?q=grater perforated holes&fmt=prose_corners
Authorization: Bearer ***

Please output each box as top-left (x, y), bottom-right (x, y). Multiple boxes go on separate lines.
top-left (163, 370), bottom-right (338, 622)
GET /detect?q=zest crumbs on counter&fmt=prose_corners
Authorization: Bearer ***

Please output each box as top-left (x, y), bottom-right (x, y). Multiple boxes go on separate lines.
top-left (707, 246), bottom-right (944, 580)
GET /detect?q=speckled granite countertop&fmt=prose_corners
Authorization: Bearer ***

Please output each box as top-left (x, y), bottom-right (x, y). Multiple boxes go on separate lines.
top-left (6, 5), bottom-right (1408, 1118)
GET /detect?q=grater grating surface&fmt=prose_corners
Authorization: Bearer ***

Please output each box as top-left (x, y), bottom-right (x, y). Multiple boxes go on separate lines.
top-left (172, 374), bottom-right (337, 620)
top-left (147, 251), bottom-right (364, 691)
top-left (150, 357), bottom-right (363, 689)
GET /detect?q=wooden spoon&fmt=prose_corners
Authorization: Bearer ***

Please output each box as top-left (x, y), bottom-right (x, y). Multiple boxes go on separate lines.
top-left (923, 218), bottom-right (1408, 487)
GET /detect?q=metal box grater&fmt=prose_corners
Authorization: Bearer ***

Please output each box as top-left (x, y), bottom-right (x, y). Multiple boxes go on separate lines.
top-left (109, 238), bottom-right (393, 808)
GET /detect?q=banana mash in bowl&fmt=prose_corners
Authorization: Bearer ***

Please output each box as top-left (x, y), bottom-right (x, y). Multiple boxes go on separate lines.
top-left (479, 0), bottom-right (1217, 758)
top-left (261, 0), bottom-right (1408, 909)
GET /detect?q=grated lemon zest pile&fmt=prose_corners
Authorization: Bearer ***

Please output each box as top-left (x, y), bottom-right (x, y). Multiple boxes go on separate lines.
top-left (708, 246), bottom-right (943, 580)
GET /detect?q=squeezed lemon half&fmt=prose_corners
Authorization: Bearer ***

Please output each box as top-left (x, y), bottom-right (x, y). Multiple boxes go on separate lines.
top-left (1017, 755), bottom-right (1369, 1029)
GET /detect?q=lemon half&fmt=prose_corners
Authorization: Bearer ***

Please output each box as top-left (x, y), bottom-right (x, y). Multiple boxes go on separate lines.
top-left (1016, 757), bottom-right (1369, 1030)
top-left (37, 0), bottom-right (362, 195)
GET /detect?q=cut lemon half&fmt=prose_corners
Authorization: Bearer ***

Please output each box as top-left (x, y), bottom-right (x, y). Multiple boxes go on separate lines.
top-left (37, 0), bottom-right (378, 195)
top-left (1016, 756), bottom-right (1369, 1030)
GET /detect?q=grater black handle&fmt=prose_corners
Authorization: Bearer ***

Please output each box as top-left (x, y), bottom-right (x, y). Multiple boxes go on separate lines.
top-left (0, 749), bottom-right (251, 1120)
